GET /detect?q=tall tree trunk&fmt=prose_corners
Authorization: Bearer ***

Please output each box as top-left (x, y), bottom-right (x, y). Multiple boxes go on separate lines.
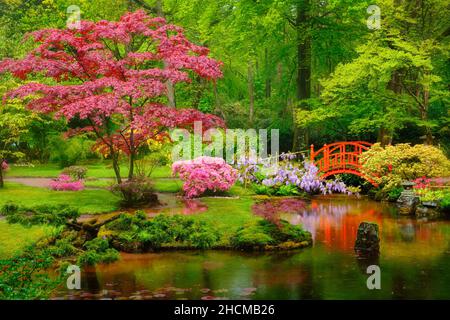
top-left (248, 62), bottom-right (255, 125)
top-left (293, 0), bottom-right (311, 151)
top-left (0, 165), bottom-right (4, 189)
top-left (152, 0), bottom-right (176, 107)
top-left (110, 151), bottom-right (122, 184)
top-left (265, 48), bottom-right (271, 98)
top-left (421, 87), bottom-right (433, 145)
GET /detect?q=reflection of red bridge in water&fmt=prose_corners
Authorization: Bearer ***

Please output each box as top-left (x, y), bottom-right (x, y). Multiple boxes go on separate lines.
top-left (310, 141), bottom-right (378, 186)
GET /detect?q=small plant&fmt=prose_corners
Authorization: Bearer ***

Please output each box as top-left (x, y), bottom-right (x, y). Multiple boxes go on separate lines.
top-left (61, 166), bottom-right (88, 180)
top-left (230, 219), bottom-right (311, 250)
top-left (440, 194), bottom-right (450, 213)
top-left (50, 174), bottom-right (84, 191)
top-left (387, 187), bottom-right (404, 202)
top-left (77, 238), bottom-right (120, 266)
top-left (110, 176), bottom-right (157, 207)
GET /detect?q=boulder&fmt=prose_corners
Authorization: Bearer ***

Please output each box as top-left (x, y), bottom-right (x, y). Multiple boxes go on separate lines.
top-left (354, 222), bottom-right (380, 257)
top-left (396, 189), bottom-right (420, 215)
top-left (416, 205), bottom-right (442, 220)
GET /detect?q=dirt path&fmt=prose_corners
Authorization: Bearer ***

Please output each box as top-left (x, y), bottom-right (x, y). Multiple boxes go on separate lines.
top-left (5, 177), bottom-right (52, 188)
top-left (4, 177), bottom-right (104, 189)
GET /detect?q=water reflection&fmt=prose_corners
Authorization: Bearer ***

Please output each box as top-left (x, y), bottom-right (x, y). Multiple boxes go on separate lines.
top-left (55, 196), bottom-right (450, 300)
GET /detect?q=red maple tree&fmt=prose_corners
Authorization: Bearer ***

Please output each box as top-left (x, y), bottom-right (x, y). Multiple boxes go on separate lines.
top-left (0, 10), bottom-right (224, 186)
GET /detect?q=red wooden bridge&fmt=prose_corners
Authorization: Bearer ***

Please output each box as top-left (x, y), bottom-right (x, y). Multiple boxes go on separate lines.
top-left (310, 141), bottom-right (378, 186)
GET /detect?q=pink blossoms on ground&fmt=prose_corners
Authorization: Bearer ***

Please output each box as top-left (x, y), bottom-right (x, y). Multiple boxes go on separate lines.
top-left (50, 174), bottom-right (85, 191)
top-left (172, 156), bottom-right (238, 198)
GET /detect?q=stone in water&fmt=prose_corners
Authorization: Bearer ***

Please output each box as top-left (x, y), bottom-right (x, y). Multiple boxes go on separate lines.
top-left (354, 222), bottom-right (380, 257)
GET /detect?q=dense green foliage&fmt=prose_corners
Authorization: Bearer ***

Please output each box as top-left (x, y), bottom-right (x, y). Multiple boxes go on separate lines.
top-left (0, 203), bottom-right (79, 226)
top-left (361, 143), bottom-right (450, 194)
top-left (101, 212), bottom-right (220, 250)
top-left (230, 219), bottom-right (312, 250)
top-left (0, 247), bottom-right (60, 299)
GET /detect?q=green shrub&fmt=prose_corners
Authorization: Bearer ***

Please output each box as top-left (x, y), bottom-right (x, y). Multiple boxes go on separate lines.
top-left (253, 184), bottom-right (276, 196)
top-left (0, 247), bottom-right (60, 299)
top-left (61, 166), bottom-right (88, 180)
top-left (230, 224), bottom-right (275, 249)
top-left (0, 203), bottom-right (79, 226)
top-left (230, 219), bottom-right (311, 250)
top-left (110, 177), bottom-right (157, 207)
top-left (46, 238), bottom-right (78, 258)
top-left (188, 222), bottom-right (220, 249)
top-left (440, 194), bottom-right (450, 213)
top-left (77, 238), bottom-right (120, 266)
top-left (387, 187), bottom-right (404, 202)
top-left (361, 143), bottom-right (450, 194)
top-left (77, 248), bottom-right (119, 266)
top-left (276, 184), bottom-right (300, 196)
top-left (49, 135), bottom-right (98, 168)
top-left (103, 213), bottom-right (220, 250)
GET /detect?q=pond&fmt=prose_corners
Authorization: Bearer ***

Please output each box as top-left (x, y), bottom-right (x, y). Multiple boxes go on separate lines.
top-left (54, 196), bottom-right (450, 300)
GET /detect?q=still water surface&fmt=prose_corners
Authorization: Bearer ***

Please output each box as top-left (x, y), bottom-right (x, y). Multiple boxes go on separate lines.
top-left (55, 196), bottom-right (450, 299)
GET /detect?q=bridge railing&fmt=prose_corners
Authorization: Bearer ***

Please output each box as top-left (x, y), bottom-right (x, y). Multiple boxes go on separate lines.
top-left (310, 141), bottom-right (378, 186)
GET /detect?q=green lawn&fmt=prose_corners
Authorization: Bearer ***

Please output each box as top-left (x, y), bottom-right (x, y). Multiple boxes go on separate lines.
top-left (84, 177), bottom-right (183, 193)
top-left (0, 221), bottom-right (47, 259)
top-left (7, 163), bottom-right (172, 179)
top-left (153, 179), bottom-right (182, 193)
top-left (0, 183), bottom-right (120, 214)
top-left (194, 197), bottom-right (257, 243)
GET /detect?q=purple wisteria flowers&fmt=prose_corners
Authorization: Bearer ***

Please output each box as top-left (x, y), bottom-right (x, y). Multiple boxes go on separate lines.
top-left (261, 160), bottom-right (348, 195)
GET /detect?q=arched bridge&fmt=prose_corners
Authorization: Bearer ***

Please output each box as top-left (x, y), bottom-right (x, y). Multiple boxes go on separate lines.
top-left (310, 141), bottom-right (378, 186)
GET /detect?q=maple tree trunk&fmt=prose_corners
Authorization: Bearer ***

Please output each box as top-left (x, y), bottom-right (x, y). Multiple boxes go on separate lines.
top-left (111, 151), bottom-right (122, 184)
top-left (166, 76), bottom-right (176, 108)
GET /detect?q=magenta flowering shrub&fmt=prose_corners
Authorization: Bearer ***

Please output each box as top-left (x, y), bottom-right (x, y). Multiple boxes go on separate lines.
top-left (1, 161), bottom-right (8, 171)
top-left (50, 174), bottom-right (84, 191)
top-left (172, 156), bottom-right (238, 198)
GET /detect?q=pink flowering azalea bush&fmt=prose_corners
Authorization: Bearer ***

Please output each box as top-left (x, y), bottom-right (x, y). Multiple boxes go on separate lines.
top-left (1, 161), bottom-right (8, 171)
top-left (50, 174), bottom-right (84, 191)
top-left (172, 156), bottom-right (238, 198)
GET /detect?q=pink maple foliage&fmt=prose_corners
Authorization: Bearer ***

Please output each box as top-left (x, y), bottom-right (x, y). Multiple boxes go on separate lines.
top-left (0, 10), bottom-right (224, 189)
top-left (172, 156), bottom-right (238, 198)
